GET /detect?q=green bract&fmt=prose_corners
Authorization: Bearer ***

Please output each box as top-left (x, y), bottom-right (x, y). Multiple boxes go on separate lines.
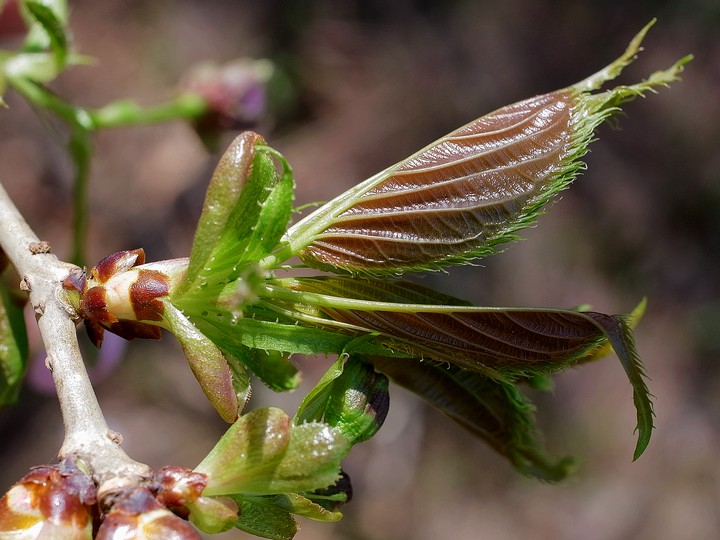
top-left (190, 407), bottom-right (349, 538)
top-left (195, 407), bottom-right (350, 497)
top-left (295, 354), bottom-right (390, 446)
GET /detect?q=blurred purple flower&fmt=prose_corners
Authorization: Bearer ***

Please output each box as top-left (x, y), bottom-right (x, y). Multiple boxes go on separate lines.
top-left (182, 58), bottom-right (273, 136)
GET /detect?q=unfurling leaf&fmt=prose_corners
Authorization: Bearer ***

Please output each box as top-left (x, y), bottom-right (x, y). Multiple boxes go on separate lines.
top-left (281, 21), bottom-right (690, 276)
top-left (231, 498), bottom-right (299, 540)
top-left (230, 493), bottom-right (344, 540)
top-left (194, 319), bottom-right (302, 392)
top-left (195, 407), bottom-right (350, 497)
top-left (369, 356), bottom-right (575, 481)
top-left (176, 131), bottom-right (264, 296)
top-left (295, 354), bottom-right (390, 445)
top-left (163, 302), bottom-right (240, 423)
top-left (261, 276), bottom-right (652, 458)
top-left (174, 132), bottom-right (293, 300)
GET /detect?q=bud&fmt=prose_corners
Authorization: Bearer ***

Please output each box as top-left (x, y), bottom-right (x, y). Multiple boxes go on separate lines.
top-left (154, 467), bottom-right (207, 516)
top-left (153, 466), bottom-right (237, 535)
top-left (195, 407), bottom-right (350, 497)
top-left (96, 487), bottom-right (201, 540)
top-left (296, 354), bottom-right (390, 446)
top-left (0, 462), bottom-right (95, 539)
top-left (186, 496), bottom-right (238, 535)
top-left (63, 249), bottom-right (188, 347)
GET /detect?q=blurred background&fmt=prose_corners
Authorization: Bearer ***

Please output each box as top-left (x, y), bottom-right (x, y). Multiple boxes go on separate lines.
top-left (1, 1), bottom-right (718, 538)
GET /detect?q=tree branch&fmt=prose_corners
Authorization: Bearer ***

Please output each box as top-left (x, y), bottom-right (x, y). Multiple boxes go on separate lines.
top-left (0, 184), bottom-right (150, 500)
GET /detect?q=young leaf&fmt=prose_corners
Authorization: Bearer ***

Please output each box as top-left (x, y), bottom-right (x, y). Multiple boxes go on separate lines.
top-left (231, 497), bottom-right (299, 540)
top-left (193, 317), bottom-right (302, 392)
top-left (174, 138), bottom-right (294, 310)
top-left (295, 354), bottom-right (390, 445)
top-left (582, 312), bottom-right (653, 460)
top-left (238, 147), bottom-right (295, 270)
top-left (369, 356), bottom-right (575, 482)
top-left (190, 308), bottom-right (412, 387)
top-left (177, 131), bottom-right (264, 296)
top-left (162, 301), bottom-right (240, 423)
top-left (279, 22), bottom-right (690, 276)
top-left (244, 493), bottom-right (344, 522)
top-left (195, 407), bottom-right (350, 497)
top-left (230, 493), bottom-right (344, 540)
top-left (264, 277), bottom-right (611, 375)
top-left (261, 276), bottom-right (652, 457)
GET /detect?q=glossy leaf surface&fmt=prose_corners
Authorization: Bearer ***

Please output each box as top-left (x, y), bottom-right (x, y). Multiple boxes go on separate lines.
top-left (283, 22), bottom-right (690, 276)
top-left (295, 354), bottom-right (390, 445)
top-left (299, 89), bottom-right (576, 274)
top-left (262, 276), bottom-right (652, 458)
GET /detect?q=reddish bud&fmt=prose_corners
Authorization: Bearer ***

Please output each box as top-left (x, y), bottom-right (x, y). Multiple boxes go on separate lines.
top-left (96, 487), bottom-right (201, 540)
top-left (62, 268), bottom-right (87, 293)
top-left (129, 270), bottom-right (170, 321)
top-left (0, 463), bottom-right (95, 539)
top-left (64, 251), bottom-right (188, 347)
top-left (91, 250), bottom-right (145, 283)
top-left (154, 467), bottom-right (207, 518)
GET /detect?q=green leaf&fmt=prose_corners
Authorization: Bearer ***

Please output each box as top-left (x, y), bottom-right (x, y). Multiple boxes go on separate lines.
top-left (194, 317), bottom-right (301, 392)
top-left (247, 493), bottom-right (343, 522)
top-left (232, 497), bottom-right (298, 540)
top-left (21, 0), bottom-right (69, 70)
top-left (190, 310), bottom-right (411, 391)
top-left (209, 145), bottom-right (285, 269)
top-left (0, 278), bottom-right (28, 407)
top-left (295, 354), bottom-right (389, 445)
top-left (240, 347), bottom-right (300, 393)
top-left (176, 132), bottom-right (265, 296)
top-left (196, 407), bottom-right (350, 497)
top-left (369, 357), bottom-right (575, 482)
top-left (281, 23), bottom-right (689, 276)
top-left (174, 137), bottom-right (294, 315)
top-left (239, 147), bottom-right (294, 269)
top-left (583, 312), bottom-right (653, 460)
top-left (225, 353), bottom-right (252, 412)
top-left (228, 492), bottom-right (343, 539)
top-left (162, 301), bottom-right (239, 423)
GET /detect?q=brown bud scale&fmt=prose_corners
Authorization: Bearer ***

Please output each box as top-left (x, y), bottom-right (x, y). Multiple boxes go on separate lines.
top-left (130, 270), bottom-right (171, 321)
